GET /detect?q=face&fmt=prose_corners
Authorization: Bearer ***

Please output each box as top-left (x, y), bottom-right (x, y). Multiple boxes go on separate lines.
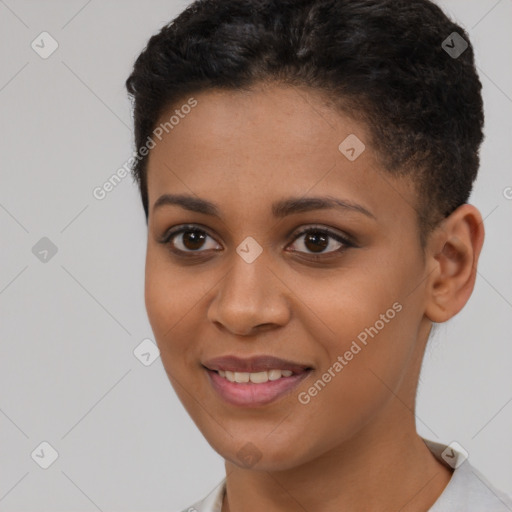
top-left (144, 84), bottom-right (433, 471)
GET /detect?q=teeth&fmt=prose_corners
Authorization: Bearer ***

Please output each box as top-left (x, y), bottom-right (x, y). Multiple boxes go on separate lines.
top-left (235, 372), bottom-right (250, 383)
top-left (268, 369), bottom-right (283, 381)
top-left (217, 369), bottom-right (294, 383)
top-left (249, 371), bottom-right (268, 383)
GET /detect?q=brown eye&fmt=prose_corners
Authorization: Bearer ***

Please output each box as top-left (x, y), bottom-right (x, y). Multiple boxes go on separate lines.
top-left (161, 225), bottom-right (221, 254)
top-left (181, 230), bottom-right (207, 250)
top-left (303, 231), bottom-right (329, 253)
top-left (288, 226), bottom-right (354, 257)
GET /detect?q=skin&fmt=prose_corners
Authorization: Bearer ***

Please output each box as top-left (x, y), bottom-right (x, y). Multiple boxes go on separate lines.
top-left (144, 83), bottom-right (485, 512)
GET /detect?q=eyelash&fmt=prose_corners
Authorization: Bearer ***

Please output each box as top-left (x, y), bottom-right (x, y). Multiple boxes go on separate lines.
top-left (159, 224), bottom-right (356, 260)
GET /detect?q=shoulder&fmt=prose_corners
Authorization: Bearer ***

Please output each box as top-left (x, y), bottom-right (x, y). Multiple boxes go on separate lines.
top-left (429, 461), bottom-right (512, 511)
top-left (424, 439), bottom-right (512, 512)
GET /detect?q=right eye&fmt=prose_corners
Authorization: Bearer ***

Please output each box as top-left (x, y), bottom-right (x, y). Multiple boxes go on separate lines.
top-left (160, 224), bottom-right (222, 255)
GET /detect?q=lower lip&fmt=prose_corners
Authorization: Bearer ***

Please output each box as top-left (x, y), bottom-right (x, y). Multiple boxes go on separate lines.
top-left (205, 368), bottom-right (311, 407)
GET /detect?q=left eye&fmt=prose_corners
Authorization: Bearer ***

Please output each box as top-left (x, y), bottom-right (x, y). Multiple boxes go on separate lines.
top-left (287, 227), bottom-right (353, 256)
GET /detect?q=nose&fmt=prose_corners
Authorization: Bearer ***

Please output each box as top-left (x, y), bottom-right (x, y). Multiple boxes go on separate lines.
top-left (206, 251), bottom-right (291, 336)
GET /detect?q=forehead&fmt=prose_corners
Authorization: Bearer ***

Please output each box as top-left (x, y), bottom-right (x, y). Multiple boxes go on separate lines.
top-left (154, 84), bottom-right (352, 159)
top-left (145, 84), bottom-right (417, 228)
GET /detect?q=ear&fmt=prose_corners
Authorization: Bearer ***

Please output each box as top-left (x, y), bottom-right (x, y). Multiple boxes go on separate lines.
top-left (424, 204), bottom-right (485, 323)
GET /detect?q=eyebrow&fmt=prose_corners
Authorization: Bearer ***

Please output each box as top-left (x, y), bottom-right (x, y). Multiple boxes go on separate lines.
top-left (152, 193), bottom-right (376, 220)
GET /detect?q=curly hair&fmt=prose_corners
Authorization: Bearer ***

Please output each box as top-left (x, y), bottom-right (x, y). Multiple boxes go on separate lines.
top-left (125, 0), bottom-right (484, 245)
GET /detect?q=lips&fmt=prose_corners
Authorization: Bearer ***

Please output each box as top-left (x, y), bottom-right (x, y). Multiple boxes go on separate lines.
top-left (202, 355), bottom-right (313, 406)
top-left (202, 354), bottom-right (312, 374)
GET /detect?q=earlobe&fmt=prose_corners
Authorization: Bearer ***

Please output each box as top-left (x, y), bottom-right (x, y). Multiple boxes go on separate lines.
top-left (424, 204), bottom-right (485, 323)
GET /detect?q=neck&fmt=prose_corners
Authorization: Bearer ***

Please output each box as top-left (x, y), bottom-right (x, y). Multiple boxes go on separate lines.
top-left (222, 407), bottom-right (452, 512)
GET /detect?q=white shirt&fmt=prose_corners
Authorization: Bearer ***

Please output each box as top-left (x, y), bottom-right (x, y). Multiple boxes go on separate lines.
top-left (177, 439), bottom-right (512, 512)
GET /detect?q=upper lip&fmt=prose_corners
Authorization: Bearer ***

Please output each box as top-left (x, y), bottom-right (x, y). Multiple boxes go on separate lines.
top-left (202, 355), bottom-right (312, 374)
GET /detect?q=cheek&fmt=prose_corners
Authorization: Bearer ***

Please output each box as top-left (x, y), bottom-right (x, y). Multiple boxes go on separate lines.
top-left (144, 252), bottom-right (208, 412)
top-left (294, 260), bottom-right (420, 404)
top-left (144, 249), bottom-right (200, 363)
top-left (297, 266), bottom-right (405, 348)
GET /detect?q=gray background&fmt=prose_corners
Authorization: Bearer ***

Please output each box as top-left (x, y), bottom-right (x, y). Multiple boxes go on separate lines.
top-left (0, 1), bottom-right (511, 510)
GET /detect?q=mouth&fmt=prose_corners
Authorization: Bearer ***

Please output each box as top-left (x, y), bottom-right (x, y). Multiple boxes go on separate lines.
top-left (202, 355), bottom-right (313, 407)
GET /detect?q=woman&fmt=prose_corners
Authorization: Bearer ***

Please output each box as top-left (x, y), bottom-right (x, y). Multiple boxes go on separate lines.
top-left (125, 0), bottom-right (512, 510)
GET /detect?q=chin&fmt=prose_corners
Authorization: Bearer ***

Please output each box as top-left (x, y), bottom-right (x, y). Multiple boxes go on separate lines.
top-left (208, 432), bottom-right (312, 472)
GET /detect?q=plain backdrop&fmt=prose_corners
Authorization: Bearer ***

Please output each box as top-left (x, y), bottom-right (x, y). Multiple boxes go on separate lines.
top-left (0, 1), bottom-right (511, 510)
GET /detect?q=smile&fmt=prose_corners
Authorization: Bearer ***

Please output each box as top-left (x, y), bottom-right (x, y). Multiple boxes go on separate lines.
top-left (205, 367), bottom-right (311, 407)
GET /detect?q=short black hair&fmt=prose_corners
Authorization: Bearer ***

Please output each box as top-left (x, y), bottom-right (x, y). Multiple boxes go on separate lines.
top-left (125, 0), bottom-right (484, 245)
